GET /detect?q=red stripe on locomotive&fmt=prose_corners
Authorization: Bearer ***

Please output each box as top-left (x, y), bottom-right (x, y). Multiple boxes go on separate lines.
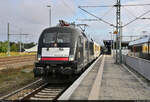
top-left (41, 57), bottom-right (69, 61)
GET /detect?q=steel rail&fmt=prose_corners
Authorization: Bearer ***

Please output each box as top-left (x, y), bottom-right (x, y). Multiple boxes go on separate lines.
top-left (0, 78), bottom-right (43, 100)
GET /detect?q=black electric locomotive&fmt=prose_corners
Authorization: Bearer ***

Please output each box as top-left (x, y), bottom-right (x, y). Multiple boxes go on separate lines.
top-left (34, 20), bottom-right (100, 82)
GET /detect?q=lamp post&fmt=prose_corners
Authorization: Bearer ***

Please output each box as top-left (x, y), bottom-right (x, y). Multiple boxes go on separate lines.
top-left (109, 32), bottom-right (113, 55)
top-left (109, 32), bottom-right (112, 48)
top-left (7, 23), bottom-right (10, 56)
top-left (47, 5), bottom-right (51, 27)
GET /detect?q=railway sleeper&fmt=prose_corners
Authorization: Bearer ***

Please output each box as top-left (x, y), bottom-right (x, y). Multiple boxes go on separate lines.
top-left (44, 88), bottom-right (62, 91)
top-left (37, 92), bottom-right (58, 96)
top-left (41, 90), bottom-right (62, 93)
top-left (30, 97), bottom-right (54, 100)
top-left (34, 94), bottom-right (56, 98)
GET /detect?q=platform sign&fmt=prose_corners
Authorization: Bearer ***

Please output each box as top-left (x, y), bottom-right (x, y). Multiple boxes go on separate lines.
top-left (113, 31), bottom-right (118, 34)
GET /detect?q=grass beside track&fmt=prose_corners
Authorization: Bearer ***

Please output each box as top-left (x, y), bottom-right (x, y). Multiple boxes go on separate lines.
top-left (0, 65), bottom-right (38, 97)
top-left (0, 52), bottom-right (36, 57)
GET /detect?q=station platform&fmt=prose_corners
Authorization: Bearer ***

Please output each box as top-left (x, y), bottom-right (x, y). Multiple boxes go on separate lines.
top-left (59, 55), bottom-right (150, 100)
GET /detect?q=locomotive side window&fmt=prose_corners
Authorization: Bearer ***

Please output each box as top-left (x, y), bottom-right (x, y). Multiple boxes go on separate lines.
top-left (85, 40), bottom-right (88, 50)
top-left (90, 42), bottom-right (94, 55)
top-left (79, 36), bottom-right (83, 44)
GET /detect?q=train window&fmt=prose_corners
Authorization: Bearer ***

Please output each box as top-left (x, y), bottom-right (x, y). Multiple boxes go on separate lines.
top-left (142, 43), bottom-right (148, 53)
top-left (43, 33), bottom-right (56, 44)
top-left (79, 36), bottom-right (83, 44)
top-left (85, 40), bottom-right (88, 50)
top-left (43, 33), bottom-right (71, 44)
top-left (57, 33), bottom-right (70, 43)
top-left (90, 42), bottom-right (94, 55)
top-left (133, 45), bottom-right (140, 52)
top-left (149, 43), bottom-right (150, 54)
top-left (136, 46), bottom-right (142, 52)
top-left (78, 36), bottom-right (83, 48)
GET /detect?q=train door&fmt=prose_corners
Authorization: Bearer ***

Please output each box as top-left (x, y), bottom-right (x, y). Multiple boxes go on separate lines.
top-left (84, 39), bottom-right (89, 65)
top-left (87, 41), bottom-right (90, 63)
top-left (89, 42), bottom-right (94, 62)
top-left (148, 42), bottom-right (150, 60)
top-left (76, 36), bottom-right (84, 71)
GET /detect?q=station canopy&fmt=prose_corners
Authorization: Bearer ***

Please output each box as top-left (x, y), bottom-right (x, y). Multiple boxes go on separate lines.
top-left (129, 35), bottom-right (150, 46)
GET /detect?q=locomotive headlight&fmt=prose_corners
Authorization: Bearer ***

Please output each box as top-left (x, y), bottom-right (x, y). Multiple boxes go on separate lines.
top-left (38, 58), bottom-right (41, 61)
top-left (69, 55), bottom-right (74, 61)
top-left (38, 54), bottom-right (41, 61)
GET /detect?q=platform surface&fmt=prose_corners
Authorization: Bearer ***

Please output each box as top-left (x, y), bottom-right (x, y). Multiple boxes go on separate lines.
top-left (69, 55), bottom-right (150, 100)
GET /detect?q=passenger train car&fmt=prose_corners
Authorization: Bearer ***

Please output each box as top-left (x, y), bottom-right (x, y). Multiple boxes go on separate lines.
top-left (128, 35), bottom-right (150, 60)
top-left (33, 20), bottom-right (101, 82)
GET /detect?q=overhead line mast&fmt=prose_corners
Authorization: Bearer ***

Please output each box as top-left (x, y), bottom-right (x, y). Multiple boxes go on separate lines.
top-left (116, 0), bottom-right (121, 64)
top-left (7, 23), bottom-right (30, 56)
top-left (78, 1), bottom-right (150, 64)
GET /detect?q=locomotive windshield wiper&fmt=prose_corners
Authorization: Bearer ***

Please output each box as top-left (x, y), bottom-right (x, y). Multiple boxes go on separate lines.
top-left (47, 47), bottom-right (49, 51)
top-left (56, 32), bottom-right (58, 44)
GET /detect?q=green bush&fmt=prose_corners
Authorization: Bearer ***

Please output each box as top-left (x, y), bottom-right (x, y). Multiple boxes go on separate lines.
top-left (0, 41), bottom-right (36, 52)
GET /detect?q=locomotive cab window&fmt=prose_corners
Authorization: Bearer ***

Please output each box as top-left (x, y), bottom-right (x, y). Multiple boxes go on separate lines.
top-left (57, 33), bottom-right (71, 43)
top-left (43, 33), bottom-right (56, 44)
top-left (43, 33), bottom-right (71, 44)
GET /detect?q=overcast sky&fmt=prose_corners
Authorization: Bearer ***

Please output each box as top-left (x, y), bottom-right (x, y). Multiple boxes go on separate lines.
top-left (0, 0), bottom-right (150, 44)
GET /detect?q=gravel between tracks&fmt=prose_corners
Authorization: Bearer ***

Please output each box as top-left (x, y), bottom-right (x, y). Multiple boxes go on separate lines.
top-left (0, 66), bottom-right (38, 97)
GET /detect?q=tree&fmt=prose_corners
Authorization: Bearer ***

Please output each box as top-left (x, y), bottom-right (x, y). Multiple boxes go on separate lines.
top-left (11, 43), bottom-right (17, 52)
top-left (0, 41), bottom-right (36, 52)
top-left (0, 41), bottom-right (8, 52)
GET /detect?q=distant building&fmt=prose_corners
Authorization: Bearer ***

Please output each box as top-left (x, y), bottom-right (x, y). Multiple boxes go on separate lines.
top-left (103, 40), bottom-right (112, 54)
top-left (103, 40), bottom-right (129, 54)
top-left (24, 45), bottom-right (37, 52)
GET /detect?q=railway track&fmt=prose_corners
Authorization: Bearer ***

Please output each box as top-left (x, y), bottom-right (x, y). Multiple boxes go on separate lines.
top-left (0, 55), bottom-right (35, 61)
top-left (0, 58), bottom-right (35, 66)
top-left (0, 79), bottom-right (44, 100)
top-left (0, 55), bottom-right (36, 66)
top-left (0, 55), bottom-right (36, 70)
top-left (0, 56), bottom-right (101, 100)
top-left (24, 84), bottom-right (67, 100)
top-left (0, 78), bottom-right (69, 100)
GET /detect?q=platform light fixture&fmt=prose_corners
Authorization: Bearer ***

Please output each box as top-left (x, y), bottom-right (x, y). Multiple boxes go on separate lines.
top-left (47, 5), bottom-right (51, 27)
